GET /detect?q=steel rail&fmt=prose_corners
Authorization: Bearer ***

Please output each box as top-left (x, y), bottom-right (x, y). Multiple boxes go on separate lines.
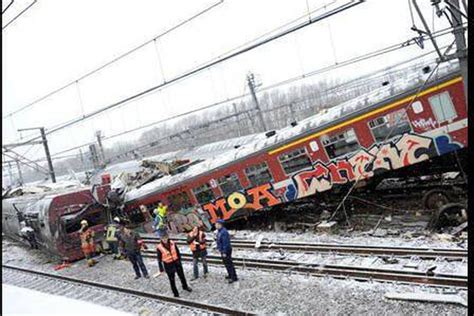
top-left (140, 251), bottom-right (467, 288)
top-left (2, 264), bottom-right (255, 315)
top-left (141, 237), bottom-right (467, 260)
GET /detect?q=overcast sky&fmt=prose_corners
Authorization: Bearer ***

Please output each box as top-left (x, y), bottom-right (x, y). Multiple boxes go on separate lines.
top-left (2, 0), bottom-right (456, 163)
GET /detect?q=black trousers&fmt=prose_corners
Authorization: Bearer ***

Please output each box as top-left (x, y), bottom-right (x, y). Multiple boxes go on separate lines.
top-left (26, 235), bottom-right (38, 249)
top-left (222, 249), bottom-right (237, 281)
top-left (128, 252), bottom-right (148, 277)
top-left (165, 261), bottom-right (189, 297)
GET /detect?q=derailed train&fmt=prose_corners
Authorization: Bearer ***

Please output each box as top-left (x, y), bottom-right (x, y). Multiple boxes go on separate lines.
top-left (2, 60), bottom-right (467, 261)
top-left (121, 61), bottom-right (467, 232)
top-left (2, 184), bottom-right (114, 261)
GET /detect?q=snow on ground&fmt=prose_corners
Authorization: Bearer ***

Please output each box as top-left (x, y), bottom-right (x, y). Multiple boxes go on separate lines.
top-left (228, 248), bottom-right (467, 276)
top-left (229, 229), bottom-right (468, 250)
top-left (146, 231), bottom-right (468, 276)
top-left (2, 284), bottom-right (133, 316)
top-left (2, 238), bottom-right (467, 315)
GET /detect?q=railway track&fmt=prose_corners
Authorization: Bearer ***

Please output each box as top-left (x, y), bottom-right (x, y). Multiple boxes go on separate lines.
top-left (141, 250), bottom-right (467, 288)
top-left (142, 237), bottom-right (467, 260)
top-left (2, 264), bottom-right (255, 316)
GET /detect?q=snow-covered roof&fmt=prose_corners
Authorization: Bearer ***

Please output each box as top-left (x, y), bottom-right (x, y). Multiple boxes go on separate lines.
top-left (123, 59), bottom-right (460, 201)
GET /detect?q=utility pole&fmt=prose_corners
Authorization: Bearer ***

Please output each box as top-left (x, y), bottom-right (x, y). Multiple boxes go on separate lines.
top-left (16, 127), bottom-right (56, 183)
top-left (79, 149), bottom-right (85, 170)
top-left (95, 130), bottom-right (106, 165)
top-left (412, 0), bottom-right (468, 100)
top-left (89, 144), bottom-right (100, 169)
top-left (444, 0), bottom-right (468, 100)
top-left (40, 127), bottom-right (56, 183)
top-left (232, 103), bottom-right (242, 137)
top-left (246, 73), bottom-right (268, 132)
top-left (288, 102), bottom-right (297, 123)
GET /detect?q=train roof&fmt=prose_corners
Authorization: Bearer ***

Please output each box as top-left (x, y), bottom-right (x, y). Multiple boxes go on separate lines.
top-left (122, 59), bottom-right (460, 202)
top-left (2, 180), bottom-right (88, 201)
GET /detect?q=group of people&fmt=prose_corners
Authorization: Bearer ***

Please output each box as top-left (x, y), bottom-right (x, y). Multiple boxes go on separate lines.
top-left (78, 202), bottom-right (238, 298)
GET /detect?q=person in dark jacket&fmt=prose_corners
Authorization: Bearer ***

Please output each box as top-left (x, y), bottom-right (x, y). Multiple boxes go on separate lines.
top-left (118, 227), bottom-right (149, 279)
top-left (216, 219), bottom-right (238, 283)
top-left (156, 233), bottom-right (192, 297)
top-left (186, 226), bottom-right (208, 280)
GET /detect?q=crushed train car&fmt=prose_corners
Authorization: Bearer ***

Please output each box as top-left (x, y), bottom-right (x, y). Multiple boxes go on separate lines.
top-left (2, 182), bottom-right (112, 261)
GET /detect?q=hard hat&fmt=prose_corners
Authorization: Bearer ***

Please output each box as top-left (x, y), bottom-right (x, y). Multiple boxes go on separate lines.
top-left (80, 220), bottom-right (88, 226)
top-left (113, 217), bottom-right (120, 223)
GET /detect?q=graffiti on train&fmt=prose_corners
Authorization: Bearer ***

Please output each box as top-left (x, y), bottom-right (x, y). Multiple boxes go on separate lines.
top-left (201, 133), bottom-right (462, 222)
top-left (202, 183), bottom-right (280, 222)
top-left (290, 133), bottom-right (435, 199)
top-left (167, 208), bottom-right (212, 233)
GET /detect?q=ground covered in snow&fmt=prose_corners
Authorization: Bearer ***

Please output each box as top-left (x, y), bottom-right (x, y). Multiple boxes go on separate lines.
top-left (3, 284), bottom-right (133, 316)
top-left (229, 229), bottom-right (468, 250)
top-left (2, 237), bottom-right (467, 315)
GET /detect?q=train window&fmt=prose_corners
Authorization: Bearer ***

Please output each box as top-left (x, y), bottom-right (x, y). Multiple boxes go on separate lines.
top-left (368, 109), bottom-right (412, 142)
top-left (428, 91), bottom-right (457, 123)
top-left (412, 101), bottom-right (423, 114)
top-left (278, 147), bottom-right (312, 174)
top-left (321, 128), bottom-right (360, 159)
top-left (245, 162), bottom-right (273, 187)
top-left (62, 207), bottom-right (107, 234)
top-left (218, 173), bottom-right (243, 196)
top-left (192, 183), bottom-right (215, 205)
top-left (168, 191), bottom-right (192, 212)
top-left (309, 141), bottom-right (319, 152)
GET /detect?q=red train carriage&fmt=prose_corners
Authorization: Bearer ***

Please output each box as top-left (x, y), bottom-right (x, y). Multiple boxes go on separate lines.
top-left (2, 184), bottom-right (111, 261)
top-left (123, 63), bottom-right (467, 233)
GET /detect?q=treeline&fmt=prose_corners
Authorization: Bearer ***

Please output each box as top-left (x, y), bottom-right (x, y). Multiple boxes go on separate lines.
top-left (18, 64), bottom-right (420, 184)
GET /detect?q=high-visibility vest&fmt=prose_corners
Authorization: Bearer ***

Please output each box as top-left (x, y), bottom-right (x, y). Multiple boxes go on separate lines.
top-left (189, 231), bottom-right (206, 252)
top-left (157, 241), bottom-right (179, 263)
top-left (80, 229), bottom-right (95, 255)
top-left (105, 225), bottom-right (118, 242)
top-left (155, 205), bottom-right (168, 217)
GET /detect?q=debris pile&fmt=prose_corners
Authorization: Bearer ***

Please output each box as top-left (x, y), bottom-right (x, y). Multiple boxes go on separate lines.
top-left (109, 158), bottom-right (197, 191)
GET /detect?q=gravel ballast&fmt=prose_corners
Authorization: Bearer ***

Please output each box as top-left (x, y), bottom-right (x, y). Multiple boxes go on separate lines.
top-left (2, 238), bottom-right (467, 315)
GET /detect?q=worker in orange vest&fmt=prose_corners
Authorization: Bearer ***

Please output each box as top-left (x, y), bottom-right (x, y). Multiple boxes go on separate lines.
top-left (79, 220), bottom-right (97, 267)
top-left (186, 226), bottom-right (208, 280)
top-left (156, 233), bottom-right (192, 297)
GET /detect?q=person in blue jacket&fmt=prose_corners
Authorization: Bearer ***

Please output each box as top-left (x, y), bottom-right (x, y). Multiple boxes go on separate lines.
top-left (215, 219), bottom-right (238, 283)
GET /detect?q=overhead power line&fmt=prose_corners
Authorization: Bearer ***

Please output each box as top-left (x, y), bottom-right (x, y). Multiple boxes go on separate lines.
top-left (2, 0), bottom-right (224, 119)
top-left (15, 0), bottom-right (365, 146)
top-left (2, 0), bottom-right (14, 15)
top-left (2, 0), bottom-right (36, 30)
top-left (49, 43), bottom-right (448, 160)
top-left (4, 45), bottom-right (447, 169)
top-left (3, 0), bottom-right (334, 120)
top-left (328, 39), bottom-right (457, 224)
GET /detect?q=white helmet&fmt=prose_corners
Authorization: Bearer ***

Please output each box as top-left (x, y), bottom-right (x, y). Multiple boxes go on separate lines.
top-left (80, 220), bottom-right (88, 226)
top-left (113, 217), bottom-right (120, 223)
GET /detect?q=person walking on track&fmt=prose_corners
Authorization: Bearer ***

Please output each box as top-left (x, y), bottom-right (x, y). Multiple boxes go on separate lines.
top-left (216, 219), bottom-right (238, 283)
top-left (187, 225), bottom-right (208, 280)
top-left (156, 233), bottom-right (192, 297)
